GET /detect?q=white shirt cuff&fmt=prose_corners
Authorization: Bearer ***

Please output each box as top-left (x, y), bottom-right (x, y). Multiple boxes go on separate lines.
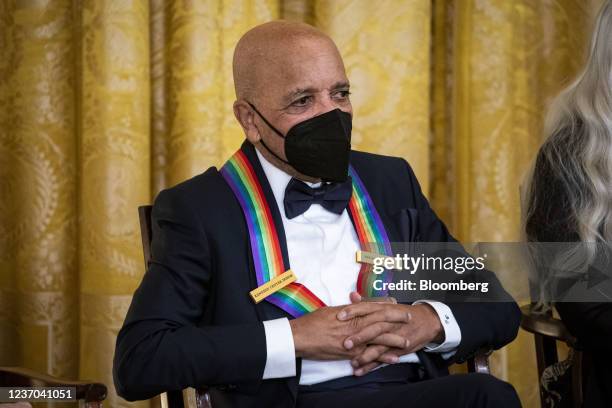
top-left (262, 318), bottom-right (296, 379)
top-left (413, 300), bottom-right (461, 356)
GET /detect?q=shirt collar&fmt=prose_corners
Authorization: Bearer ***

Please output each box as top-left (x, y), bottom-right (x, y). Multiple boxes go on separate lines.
top-left (255, 147), bottom-right (292, 207)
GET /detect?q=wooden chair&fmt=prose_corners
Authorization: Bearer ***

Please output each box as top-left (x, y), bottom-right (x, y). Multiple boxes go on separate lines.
top-left (520, 304), bottom-right (584, 408)
top-left (0, 366), bottom-right (107, 407)
top-left (138, 205), bottom-right (491, 408)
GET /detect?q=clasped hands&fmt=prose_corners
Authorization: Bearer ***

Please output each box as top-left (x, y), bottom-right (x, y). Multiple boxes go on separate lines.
top-left (289, 292), bottom-right (444, 376)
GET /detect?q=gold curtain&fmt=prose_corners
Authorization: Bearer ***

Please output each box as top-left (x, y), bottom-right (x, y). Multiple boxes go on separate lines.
top-left (0, 1), bottom-right (604, 406)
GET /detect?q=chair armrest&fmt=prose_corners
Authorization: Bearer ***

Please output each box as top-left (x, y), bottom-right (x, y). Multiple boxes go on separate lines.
top-left (0, 367), bottom-right (107, 403)
top-left (467, 349), bottom-right (492, 374)
top-left (519, 304), bottom-right (576, 346)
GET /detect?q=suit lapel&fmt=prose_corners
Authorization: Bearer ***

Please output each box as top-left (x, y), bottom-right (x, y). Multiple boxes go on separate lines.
top-left (239, 141), bottom-right (303, 399)
top-left (347, 157), bottom-right (439, 378)
top-left (239, 141), bottom-right (293, 321)
top-left (346, 156), bottom-right (403, 243)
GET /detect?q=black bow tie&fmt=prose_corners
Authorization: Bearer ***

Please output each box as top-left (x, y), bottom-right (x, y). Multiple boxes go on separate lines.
top-left (283, 177), bottom-right (353, 219)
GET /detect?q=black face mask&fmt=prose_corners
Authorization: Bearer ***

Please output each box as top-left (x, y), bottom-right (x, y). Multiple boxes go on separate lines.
top-left (248, 102), bottom-right (352, 182)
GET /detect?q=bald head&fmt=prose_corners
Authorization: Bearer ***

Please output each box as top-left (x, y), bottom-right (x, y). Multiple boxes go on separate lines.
top-left (232, 20), bottom-right (342, 101)
top-left (231, 20), bottom-right (352, 182)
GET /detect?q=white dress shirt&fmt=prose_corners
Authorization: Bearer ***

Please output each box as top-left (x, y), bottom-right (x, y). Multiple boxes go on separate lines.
top-left (255, 149), bottom-right (461, 385)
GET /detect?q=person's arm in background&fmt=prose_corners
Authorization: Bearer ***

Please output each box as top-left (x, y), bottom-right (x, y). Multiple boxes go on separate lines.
top-left (113, 188), bottom-right (267, 401)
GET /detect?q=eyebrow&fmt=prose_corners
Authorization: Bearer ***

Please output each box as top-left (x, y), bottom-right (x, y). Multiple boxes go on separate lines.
top-left (282, 81), bottom-right (351, 104)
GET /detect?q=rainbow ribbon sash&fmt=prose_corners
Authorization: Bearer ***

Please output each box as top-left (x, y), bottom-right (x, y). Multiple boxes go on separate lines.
top-left (348, 166), bottom-right (394, 296)
top-left (220, 149), bottom-right (393, 317)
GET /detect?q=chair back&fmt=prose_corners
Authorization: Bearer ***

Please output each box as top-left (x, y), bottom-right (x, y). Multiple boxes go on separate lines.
top-left (138, 206), bottom-right (153, 265)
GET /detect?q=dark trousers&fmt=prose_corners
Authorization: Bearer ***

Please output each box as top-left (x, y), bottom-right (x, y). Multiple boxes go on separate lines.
top-left (296, 373), bottom-right (521, 408)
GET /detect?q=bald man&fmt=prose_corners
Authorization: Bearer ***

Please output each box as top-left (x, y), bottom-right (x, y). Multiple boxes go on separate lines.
top-left (114, 21), bottom-right (521, 407)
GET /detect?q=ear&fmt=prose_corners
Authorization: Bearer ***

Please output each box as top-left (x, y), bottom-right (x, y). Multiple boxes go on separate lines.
top-left (233, 100), bottom-right (261, 143)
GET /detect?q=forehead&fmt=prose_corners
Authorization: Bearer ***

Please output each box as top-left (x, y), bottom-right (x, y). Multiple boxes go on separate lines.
top-left (256, 38), bottom-right (348, 102)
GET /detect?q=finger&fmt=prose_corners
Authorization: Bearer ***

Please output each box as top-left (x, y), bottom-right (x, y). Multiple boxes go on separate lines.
top-left (378, 352), bottom-right (402, 365)
top-left (368, 332), bottom-right (410, 349)
top-left (337, 302), bottom-right (383, 320)
top-left (370, 307), bottom-right (411, 325)
top-left (351, 344), bottom-right (389, 367)
top-left (349, 291), bottom-right (362, 304)
top-left (351, 307), bottom-right (412, 330)
top-left (379, 350), bottom-right (405, 364)
top-left (361, 296), bottom-right (396, 303)
top-left (344, 322), bottom-right (396, 349)
top-left (354, 361), bottom-right (382, 376)
top-left (338, 303), bottom-right (412, 322)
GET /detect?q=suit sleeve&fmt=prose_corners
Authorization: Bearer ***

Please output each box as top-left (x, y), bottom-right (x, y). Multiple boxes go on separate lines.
top-left (400, 159), bottom-right (521, 363)
top-left (113, 188), bottom-right (267, 401)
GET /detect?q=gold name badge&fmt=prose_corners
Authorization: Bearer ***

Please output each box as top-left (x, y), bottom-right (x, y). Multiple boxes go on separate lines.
top-left (355, 250), bottom-right (395, 266)
top-left (249, 270), bottom-right (297, 303)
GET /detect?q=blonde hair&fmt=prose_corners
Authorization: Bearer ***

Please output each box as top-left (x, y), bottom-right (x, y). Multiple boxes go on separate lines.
top-left (522, 2), bottom-right (612, 305)
top-left (523, 0), bottom-right (612, 247)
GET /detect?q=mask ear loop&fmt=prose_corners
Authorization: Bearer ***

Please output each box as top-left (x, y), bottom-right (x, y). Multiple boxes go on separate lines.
top-left (247, 101), bottom-right (291, 165)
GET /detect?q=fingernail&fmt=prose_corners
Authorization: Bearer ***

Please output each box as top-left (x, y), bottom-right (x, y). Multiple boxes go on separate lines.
top-left (351, 360), bottom-right (358, 368)
top-left (390, 355), bottom-right (399, 363)
top-left (338, 311), bottom-right (347, 320)
top-left (355, 369), bottom-right (363, 376)
top-left (345, 339), bottom-right (353, 349)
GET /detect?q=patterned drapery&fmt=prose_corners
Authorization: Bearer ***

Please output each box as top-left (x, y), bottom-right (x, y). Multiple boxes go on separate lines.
top-left (0, 1), bottom-right (603, 406)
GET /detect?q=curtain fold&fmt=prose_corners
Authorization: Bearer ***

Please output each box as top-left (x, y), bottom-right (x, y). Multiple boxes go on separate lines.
top-left (435, 2), bottom-right (603, 405)
top-left (0, 0), bottom-right (79, 382)
top-left (316, 0), bottom-right (432, 188)
top-left (77, 1), bottom-right (151, 405)
top-left (0, 1), bottom-right (604, 406)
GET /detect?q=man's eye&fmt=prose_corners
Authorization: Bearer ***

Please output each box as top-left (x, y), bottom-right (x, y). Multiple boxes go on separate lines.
top-left (334, 90), bottom-right (351, 99)
top-left (291, 96), bottom-right (312, 107)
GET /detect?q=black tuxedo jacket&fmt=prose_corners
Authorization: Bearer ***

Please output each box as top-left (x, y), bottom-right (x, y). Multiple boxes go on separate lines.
top-left (113, 141), bottom-right (520, 407)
